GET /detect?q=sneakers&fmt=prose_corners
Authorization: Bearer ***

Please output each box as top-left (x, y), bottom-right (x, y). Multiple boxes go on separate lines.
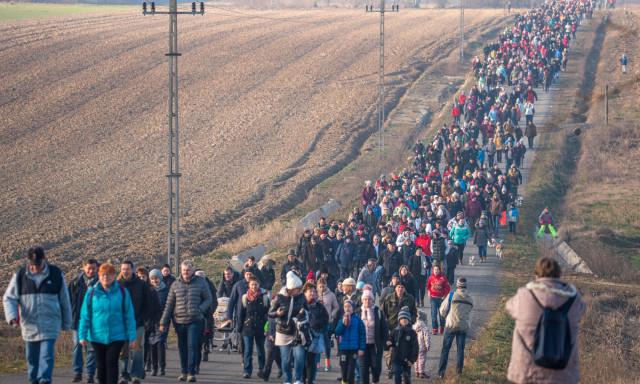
top-left (440, 326), bottom-right (445, 334)
top-left (87, 376), bottom-right (95, 384)
top-left (151, 369), bottom-right (158, 377)
top-left (72, 374), bottom-right (82, 383)
top-left (187, 375), bottom-right (197, 383)
top-left (178, 374), bottom-right (188, 382)
top-left (243, 374), bottom-right (250, 379)
top-left (132, 379), bottom-right (141, 384)
top-left (433, 327), bottom-right (438, 335)
top-left (325, 359), bottom-right (331, 371)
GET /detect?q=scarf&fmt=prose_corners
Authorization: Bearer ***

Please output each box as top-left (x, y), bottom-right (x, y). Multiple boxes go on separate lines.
top-left (247, 288), bottom-right (260, 302)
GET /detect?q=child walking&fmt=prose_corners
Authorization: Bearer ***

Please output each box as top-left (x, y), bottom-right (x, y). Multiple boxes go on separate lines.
top-left (507, 203), bottom-right (519, 234)
top-left (388, 307), bottom-right (419, 384)
top-left (413, 311), bottom-right (431, 379)
top-left (335, 300), bottom-right (366, 384)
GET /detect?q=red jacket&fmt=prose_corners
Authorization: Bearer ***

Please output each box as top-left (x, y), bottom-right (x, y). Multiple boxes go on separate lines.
top-left (427, 270), bottom-right (450, 299)
top-left (415, 235), bottom-right (432, 257)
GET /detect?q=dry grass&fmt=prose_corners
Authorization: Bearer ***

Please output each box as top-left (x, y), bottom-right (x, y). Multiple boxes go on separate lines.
top-left (562, 10), bottom-right (640, 280)
top-left (0, 323), bottom-right (73, 374)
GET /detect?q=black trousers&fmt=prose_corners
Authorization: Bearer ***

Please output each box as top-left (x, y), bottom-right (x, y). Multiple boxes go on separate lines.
top-left (340, 350), bottom-right (359, 384)
top-left (301, 351), bottom-right (317, 384)
top-left (92, 340), bottom-right (125, 384)
top-left (150, 342), bottom-right (166, 370)
top-left (262, 345), bottom-right (282, 378)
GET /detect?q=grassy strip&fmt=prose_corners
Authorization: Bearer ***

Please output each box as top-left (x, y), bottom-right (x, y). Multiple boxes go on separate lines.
top-left (0, 3), bottom-right (136, 21)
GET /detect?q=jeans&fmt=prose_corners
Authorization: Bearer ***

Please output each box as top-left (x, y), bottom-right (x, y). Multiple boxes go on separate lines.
top-left (322, 328), bottom-right (332, 360)
top-left (358, 344), bottom-right (382, 384)
top-left (93, 340), bottom-right (124, 384)
top-left (478, 245), bottom-right (487, 260)
top-left (119, 326), bottom-right (144, 380)
top-left (393, 364), bottom-right (411, 384)
top-left (72, 329), bottom-right (96, 376)
top-left (487, 153), bottom-right (495, 168)
top-left (242, 335), bottom-right (266, 376)
top-left (491, 215), bottom-right (501, 235)
top-left (509, 222), bottom-right (517, 233)
top-left (176, 321), bottom-right (201, 375)
top-left (430, 297), bottom-right (445, 330)
top-left (279, 344), bottom-right (306, 383)
top-left (505, 158), bottom-right (513, 173)
top-left (26, 339), bottom-right (56, 383)
top-left (339, 265), bottom-right (349, 279)
top-left (437, 328), bottom-right (467, 376)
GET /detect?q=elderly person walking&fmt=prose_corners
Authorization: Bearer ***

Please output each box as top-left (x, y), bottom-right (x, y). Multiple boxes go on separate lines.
top-left (506, 257), bottom-right (586, 383)
top-left (357, 289), bottom-right (389, 384)
top-left (159, 260), bottom-right (213, 382)
top-left (3, 247), bottom-right (72, 384)
top-left (437, 277), bottom-right (474, 379)
top-left (78, 263), bottom-right (137, 384)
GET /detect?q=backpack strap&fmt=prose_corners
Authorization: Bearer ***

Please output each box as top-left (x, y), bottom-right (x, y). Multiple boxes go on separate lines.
top-left (119, 285), bottom-right (127, 338)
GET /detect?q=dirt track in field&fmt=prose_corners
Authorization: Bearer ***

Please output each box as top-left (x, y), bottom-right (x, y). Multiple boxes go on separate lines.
top-left (0, 8), bottom-right (501, 278)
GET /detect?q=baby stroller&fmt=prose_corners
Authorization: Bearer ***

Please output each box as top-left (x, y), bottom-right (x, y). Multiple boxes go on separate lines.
top-left (213, 297), bottom-right (237, 354)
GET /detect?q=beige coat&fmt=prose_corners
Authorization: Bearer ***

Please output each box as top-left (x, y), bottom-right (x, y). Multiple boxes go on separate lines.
top-left (506, 278), bottom-right (586, 384)
top-left (439, 288), bottom-right (473, 332)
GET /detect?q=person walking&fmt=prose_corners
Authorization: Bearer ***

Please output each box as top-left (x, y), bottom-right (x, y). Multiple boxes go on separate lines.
top-left (388, 307), bottom-right (419, 384)
top-left (268, 271), bottom-right (309, 384)
top-left (301, 281), bottom-right (329, 384)
top-left (437, 277), bottom-right (474, 379)
top-left (159, 260), bottom-right (213, 382)
top-left (412, 311), bottom-right (431, 379)
top-left (473, 219), bottom-right (491, 263)
top-left (450, 218), bottom-right (471, 266)
top-left (506, 257), bottom-right (586, 383)
top-left (3, 247), bottom-right (72, 384)
top-left (317, 277), bottom-right (339, 371)
top-left (78, 263), bottom-right (137, 384)
top-left (335, 299), bottom-right (366, 384)
top-left (507, 203), bottom-right (520, 234)
top-left (426, 265), bottom-right (450, 335)
top-left (238, 276), bottom-right (270, 379)
top-left (357, 289), bottom-right (389, 384)
top-left (148, 269), bottom-right (169, 377)
top-left (381, 280), bottom-right (417, 378)
top-left (116, 261), bottom-right (151, 384)
top-left (69, 258), bottom-right (99, 383)
top-left (538, 207), bottom-right (558, 238)
top-left (620, 54), bottom-right (627, 74)
top-left (525, 121), bottom-right (537, 149)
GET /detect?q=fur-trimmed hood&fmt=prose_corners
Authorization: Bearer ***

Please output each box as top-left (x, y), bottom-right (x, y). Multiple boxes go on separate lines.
top-left (526, 279), bottom-right (577, 297)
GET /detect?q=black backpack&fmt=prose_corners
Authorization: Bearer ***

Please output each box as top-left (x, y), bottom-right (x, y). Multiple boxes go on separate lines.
top-left (522, 291), bottom-right (576, 370)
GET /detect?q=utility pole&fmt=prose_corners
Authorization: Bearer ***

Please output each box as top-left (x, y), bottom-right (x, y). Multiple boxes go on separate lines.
top-left (605, 85), bottom-right (609, 125)
top-left (366, 0), bottom-right (398, 158)
top-left (460, 0), bottom-right (464, 63)
top-left (143, 0), bottom-right (204, 272)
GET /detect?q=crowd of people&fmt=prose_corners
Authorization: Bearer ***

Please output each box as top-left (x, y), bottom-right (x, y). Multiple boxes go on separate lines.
top-left (3, 1), bottom-right (592, 384)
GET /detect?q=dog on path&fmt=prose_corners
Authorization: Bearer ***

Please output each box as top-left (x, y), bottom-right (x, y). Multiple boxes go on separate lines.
top-left (469, 256), bottom-right (476, 266)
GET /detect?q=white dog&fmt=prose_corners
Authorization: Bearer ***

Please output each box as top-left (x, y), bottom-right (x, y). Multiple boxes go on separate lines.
top-left (495, 241), bottom-right (504, 258)
top-left (469, 256), bottom-right (476, 266)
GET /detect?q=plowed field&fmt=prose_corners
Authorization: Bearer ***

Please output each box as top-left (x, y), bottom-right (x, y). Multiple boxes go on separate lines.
top-left (0, 8), bottom-right (501, 275)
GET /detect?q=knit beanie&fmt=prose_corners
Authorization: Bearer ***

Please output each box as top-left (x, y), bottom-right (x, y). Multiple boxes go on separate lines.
top-left (457, 277), bottom-right (468, 289)
top-left (344, 299), bottom-right (355, 312)
top-left (149, 269), bottom-right (163, 280)
top-left (362, 290), bottom-right (374, 301)
top-left (356, 281), bottom-right (365, 290)
top-left (398, 306), bottom-right (411, 321)
top-left (286, 271), bottom-right (303, 290)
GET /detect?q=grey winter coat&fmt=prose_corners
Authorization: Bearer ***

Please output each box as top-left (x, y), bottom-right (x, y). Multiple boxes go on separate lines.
top-left (160, 275), bottom-right (213, 326)
top-left (3, 263), bottom-right (72, 342)
top-left (473, 225), bottom-right (492, 246)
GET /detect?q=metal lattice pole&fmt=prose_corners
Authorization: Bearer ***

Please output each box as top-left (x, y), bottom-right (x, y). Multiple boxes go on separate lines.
top-left (366, 0), bottom-right (398, 158)
top-left (143, 0), bottom-right (204, 272)
top-left (460, 0), bottom-right (464, 63)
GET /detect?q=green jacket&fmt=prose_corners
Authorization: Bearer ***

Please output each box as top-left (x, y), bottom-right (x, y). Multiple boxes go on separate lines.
top-left (451, 224), bottom-right (471, 245)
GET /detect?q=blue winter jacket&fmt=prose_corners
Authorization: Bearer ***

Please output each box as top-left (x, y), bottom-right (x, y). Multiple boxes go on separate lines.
top-left (78, 281), bottom-right (137, 345)
top-left (335, 313), bottom-right (366, 351)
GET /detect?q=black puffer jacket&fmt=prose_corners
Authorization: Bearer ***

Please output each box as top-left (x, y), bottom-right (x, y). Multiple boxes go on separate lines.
top-left (238, 289), bottom-right (270, 338)
top-left (117, 275), bottom-right (151, 327)
top-left (432, 236), bottom-right (447, 264)
top-left (267, 291), bottom-right (309, 336)
top-left (160, 275), bottom-right (213, 326)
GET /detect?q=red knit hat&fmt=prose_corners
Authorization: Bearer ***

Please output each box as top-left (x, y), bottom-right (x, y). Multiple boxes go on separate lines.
top-left (306, 270), bottom-right (316, 282)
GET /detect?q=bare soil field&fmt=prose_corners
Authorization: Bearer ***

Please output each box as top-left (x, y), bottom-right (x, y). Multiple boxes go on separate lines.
top-left (0, 8), bottom-right (502, 282)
